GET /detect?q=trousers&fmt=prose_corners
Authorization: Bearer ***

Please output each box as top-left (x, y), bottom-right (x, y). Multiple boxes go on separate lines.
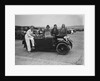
top-left (25, 34), bottom-right (34, 52)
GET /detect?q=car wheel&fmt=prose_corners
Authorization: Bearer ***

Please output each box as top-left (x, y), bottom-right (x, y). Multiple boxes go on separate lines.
top-left (56, 42), bottom-right (71, 55)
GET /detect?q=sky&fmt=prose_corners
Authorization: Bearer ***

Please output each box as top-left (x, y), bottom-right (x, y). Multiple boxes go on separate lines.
top-left (15, 15), bottom-right (84, 28)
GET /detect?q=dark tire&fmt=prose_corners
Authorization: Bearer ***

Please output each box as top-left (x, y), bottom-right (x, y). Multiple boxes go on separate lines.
top-left (56, 42), bottom-right (71, 55)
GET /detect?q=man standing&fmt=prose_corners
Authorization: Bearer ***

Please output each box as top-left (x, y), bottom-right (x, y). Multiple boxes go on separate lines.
top-left (51, 24), bottom-right (59, 46)
top-left (25, 26), bottom-right (35, 53)
top-left (51, 24), bottom-right (59, 36)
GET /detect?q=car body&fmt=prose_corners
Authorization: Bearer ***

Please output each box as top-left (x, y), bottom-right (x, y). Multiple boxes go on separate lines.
top-left (22, 34), bottom-right (73, 55)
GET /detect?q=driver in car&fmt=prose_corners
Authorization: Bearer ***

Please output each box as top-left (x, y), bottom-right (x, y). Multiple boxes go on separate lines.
top-left (25, 26), bottom-right (35, 53)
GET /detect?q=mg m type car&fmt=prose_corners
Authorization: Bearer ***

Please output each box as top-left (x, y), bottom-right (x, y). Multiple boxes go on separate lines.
top-left (22, 28), bottom-right (73, 55)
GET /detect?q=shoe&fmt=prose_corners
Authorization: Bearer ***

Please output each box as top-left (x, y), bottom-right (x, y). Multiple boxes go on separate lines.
top-left (28, 51), bottom-right (31, 53)
top-left (32, 46), bottom-right (35, 49)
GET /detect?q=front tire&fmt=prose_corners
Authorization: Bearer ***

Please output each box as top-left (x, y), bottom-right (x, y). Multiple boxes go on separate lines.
top-left (56, 42), bottom-right (71, 55)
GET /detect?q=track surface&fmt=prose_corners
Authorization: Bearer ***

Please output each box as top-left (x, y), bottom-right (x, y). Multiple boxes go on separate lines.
top-left (15, 32), bottom-right (84, 65)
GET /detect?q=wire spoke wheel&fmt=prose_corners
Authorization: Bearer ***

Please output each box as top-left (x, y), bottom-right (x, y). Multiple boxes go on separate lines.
top-left (56, 43), bottom-right (71, 55)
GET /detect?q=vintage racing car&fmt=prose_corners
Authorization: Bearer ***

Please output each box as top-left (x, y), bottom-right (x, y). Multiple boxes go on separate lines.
top-left (22, 29), bottom-right (73, 55)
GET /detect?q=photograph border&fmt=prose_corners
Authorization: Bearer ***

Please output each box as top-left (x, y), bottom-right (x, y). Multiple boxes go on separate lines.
top-left (5, 5), bottom-right (95, 76)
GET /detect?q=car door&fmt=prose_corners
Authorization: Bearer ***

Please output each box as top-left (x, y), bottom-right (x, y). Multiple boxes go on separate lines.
top-left (35, 38), bottom-right (53, 51)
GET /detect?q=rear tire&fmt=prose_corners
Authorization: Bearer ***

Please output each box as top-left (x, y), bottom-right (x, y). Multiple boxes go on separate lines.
top-left (56, 42), bottom-right (71, 55)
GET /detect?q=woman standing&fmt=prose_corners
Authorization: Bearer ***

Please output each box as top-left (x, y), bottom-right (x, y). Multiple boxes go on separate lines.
top-left (59, 24), bottom-right (67, 37)
top-left (44, 25), bottom-right (51, 37)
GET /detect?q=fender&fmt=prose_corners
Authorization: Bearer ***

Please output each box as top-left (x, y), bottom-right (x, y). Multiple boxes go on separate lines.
top-left (56, 40), bottom-right (69, 45)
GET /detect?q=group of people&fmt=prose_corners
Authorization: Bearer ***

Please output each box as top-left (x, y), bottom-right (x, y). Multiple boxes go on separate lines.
top-left (25, 24), bottom-right (68, 53)
top-left (44, 24), bottom-right (67, 37)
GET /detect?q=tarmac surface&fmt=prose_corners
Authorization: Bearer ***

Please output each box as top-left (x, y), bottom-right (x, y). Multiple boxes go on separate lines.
top-left (15, 32), bottom-right (84, 65)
